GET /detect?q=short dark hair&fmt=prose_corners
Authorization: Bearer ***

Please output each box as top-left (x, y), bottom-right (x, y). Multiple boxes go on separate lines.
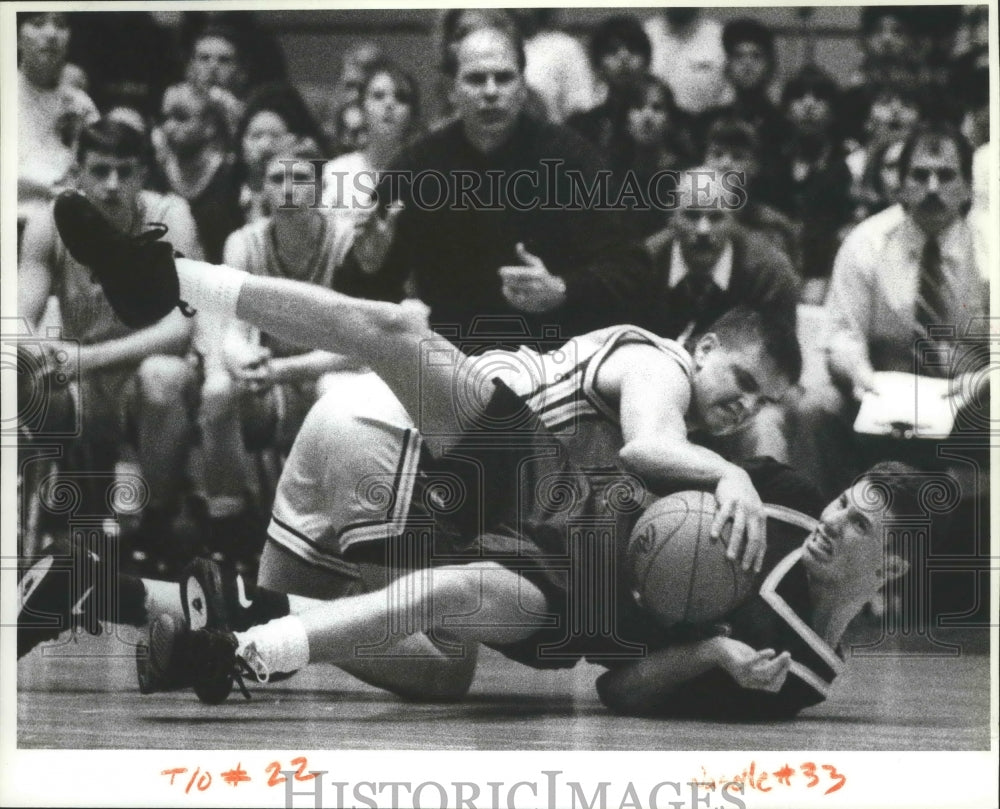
top-left (781, 64), bottom-right (840, 109)
top-left (897, 121), bottom-right (974, 185)
top-left (722, 18), bottom-right (775, 64)
top-left (704, 114), bottom-right (761, 156)
top-left (589, 15), bottom-right (652, 70)
top-left (76, 117), bottom-right (147, 164)
top-left (699, 306), bottom-right (802, 385)
top-left (856, 462), bottom-right (925, 521)
top-left (191, 23), bottom-right (246, 64)
top-left (859, 6), bottom-right (916, 36)
top-left (619, 74), bottom-right (677, 120)
top-left (442, 24), bottom-right (526, 78)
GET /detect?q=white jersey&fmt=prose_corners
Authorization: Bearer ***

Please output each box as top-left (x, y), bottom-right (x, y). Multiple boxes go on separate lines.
top-left (494, 325), bottom-right (695, 471)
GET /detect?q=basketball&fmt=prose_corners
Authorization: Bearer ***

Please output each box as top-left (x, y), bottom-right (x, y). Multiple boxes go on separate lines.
top-left (628, 490), bottom-right (759, 629)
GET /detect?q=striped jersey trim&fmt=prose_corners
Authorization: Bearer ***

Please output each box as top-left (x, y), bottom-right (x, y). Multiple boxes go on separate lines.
top-left (521, 326), bottom-right (694, 433)
top-left (267, 515), bottom-right (361, 578)
top-left (337, 427), bottom-right (423, 550)
top-left (760, 547), bottom-right (845, 696)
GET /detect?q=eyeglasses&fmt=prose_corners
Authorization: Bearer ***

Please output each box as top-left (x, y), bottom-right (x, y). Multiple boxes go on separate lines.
top-left (908, 166), bottom-right (959, 184)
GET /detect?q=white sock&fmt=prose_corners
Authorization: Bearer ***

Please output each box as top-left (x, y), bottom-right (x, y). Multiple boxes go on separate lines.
top-left (175, 258), bottom-right (248, 317)
top-left (235, 615), bottom-right (310, 682)
top-left (287, 594), bottom-right (329, 615)
top-left (143, 579), bottom-right (185, 622)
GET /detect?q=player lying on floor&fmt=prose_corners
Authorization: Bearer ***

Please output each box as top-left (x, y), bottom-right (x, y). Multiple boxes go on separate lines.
top-left (19, 190), bottom-right (908, 719)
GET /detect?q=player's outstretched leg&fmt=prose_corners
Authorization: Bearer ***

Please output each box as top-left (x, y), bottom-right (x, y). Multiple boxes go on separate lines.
top-left (145, 561), bottom-right (546, 704)
top-left (17, 536), bottom-right (174, 659)
top-left (55, 191), bottom-right (492, 452)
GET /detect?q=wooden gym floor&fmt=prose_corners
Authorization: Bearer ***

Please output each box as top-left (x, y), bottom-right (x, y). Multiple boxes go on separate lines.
top-left (17, 622), bottom-right (991, 751)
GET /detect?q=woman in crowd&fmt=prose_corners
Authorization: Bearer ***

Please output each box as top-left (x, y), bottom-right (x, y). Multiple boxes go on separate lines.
top-left (234, 82), bottom-right (328, 223)
top-left (322, 60), bottom-right (420, 243)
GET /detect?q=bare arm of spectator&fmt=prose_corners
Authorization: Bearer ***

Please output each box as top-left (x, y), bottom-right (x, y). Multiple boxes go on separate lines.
top-left (825, 227), bottom-right (877, 400)
top-left (18, 209), bottom-right (57, 330)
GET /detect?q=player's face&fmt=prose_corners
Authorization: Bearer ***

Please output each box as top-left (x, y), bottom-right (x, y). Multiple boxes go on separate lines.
top-left (801, 481), bottom-right (893, 588)
top-left (77, 152), bottom-right (146, 220)
top-left (626, 85), bottom-right (670, 147)
top-left (189, 36), bottom-right (241, 93)
top-left (727, 42), bottom-right (771, 92)
top-left (691, 339), bottom-right (788, 435)
top-left (242, 111), bottom-right (295, 175)
top-left (362, 72), bottom-right (414, 144)
top-left (450, 28), bottom-right (526, 151)
top-left (161, 87), bottom-right (209, 156)
top-left (898, 136), bottom-right (970, 236)
top-left (18, 13), bottom-right (70, 76)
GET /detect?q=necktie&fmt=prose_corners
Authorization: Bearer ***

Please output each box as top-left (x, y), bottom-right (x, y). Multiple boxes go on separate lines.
top-left (915, 237), bottom-right (948, 330)
top-left (674, 273), bottom-right (718, 341)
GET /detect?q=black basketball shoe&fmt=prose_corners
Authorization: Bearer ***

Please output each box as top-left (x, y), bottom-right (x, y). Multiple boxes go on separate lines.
top-left (181, 557), bottom-right (260, 632)
top-left (143, 613), bottom-right (262, 704)
top-left (17, 542), bottom-right (109, 658)
top-left (52, 190), bottom-right (188, 329)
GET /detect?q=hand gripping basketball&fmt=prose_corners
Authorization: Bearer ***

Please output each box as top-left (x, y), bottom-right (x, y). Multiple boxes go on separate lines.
top-left (628, 492), bottom-right (818, 630)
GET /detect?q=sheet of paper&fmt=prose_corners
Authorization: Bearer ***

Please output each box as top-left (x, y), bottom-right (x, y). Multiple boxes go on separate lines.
top-left (853, 371), bottom-right (955, 439)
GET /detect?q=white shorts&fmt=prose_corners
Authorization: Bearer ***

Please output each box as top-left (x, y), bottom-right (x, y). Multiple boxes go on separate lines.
top-left (259, 372), bottom-right (425, 597)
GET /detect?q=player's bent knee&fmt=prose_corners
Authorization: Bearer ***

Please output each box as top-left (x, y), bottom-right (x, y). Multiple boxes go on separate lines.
top-left (137, 355), bottom-right (196, 406)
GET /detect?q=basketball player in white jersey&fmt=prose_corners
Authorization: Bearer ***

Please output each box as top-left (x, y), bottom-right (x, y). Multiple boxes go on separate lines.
top-left (25, 190), bottom-right (804, 705)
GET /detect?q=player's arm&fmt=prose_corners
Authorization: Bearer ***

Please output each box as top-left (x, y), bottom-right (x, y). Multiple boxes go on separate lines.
top-left (599, 343), bottom-right (767, 571)
top-left (596, 637), bottom-right (791, 717)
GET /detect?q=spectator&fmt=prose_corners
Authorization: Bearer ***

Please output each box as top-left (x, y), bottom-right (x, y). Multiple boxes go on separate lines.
top-left (710, 18), bottom-right (784, 178)
top-left (17, 12), bottom-right (98, 231)
top-left (567, 15), bottom-right (652, 152)
top-left (18, 118), bottom-right (201, 572)
top-left (331, 41), bottom-right (385, 115)
top-left (331, 101), bottom-right (366, 157)
top-left (644, 8), bottom-right (733, 118)
top-left (794, 122), bottom-right (988, 496)
top-left (343, 25), bottom-right (648, 344)
top-left (702, 115), bottom-right (799, 267)
top-left (155, 82), bottom-right (244, 263)
top-left (611, 75), bottom-right (690, 239)
top-left (182, 23), bottom-right (254, 139)
top-left (513, 9), bottom-right (596, 123)
top-left (770, 66), bottom-right (854, 303)
top-left (182, 12), bottom-right (288, 90)
top-left (199, 142), bottom-right (358, 568)
top-left (640, 168), bottom-right (800, 343)
top-left (65, 11), bottom-right (178, 119)
top-left (840, 7), bottom-right (921, 145)
top-left (430, 9), bottom-right (548, 130)
top-left (852, 136), bottom-right (907, 221)
top-left (845, 83), bottom-right (922, 191)
top-left (323, 60), bottom-right (421, 249)
top-left (234, 83), bottom-right (329, 223)
top-left (640, 169), bottom-right (800, 463)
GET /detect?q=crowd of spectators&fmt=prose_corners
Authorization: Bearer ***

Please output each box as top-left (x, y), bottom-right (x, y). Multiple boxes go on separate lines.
top-left (16, 9), bottom-right (991, 597)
